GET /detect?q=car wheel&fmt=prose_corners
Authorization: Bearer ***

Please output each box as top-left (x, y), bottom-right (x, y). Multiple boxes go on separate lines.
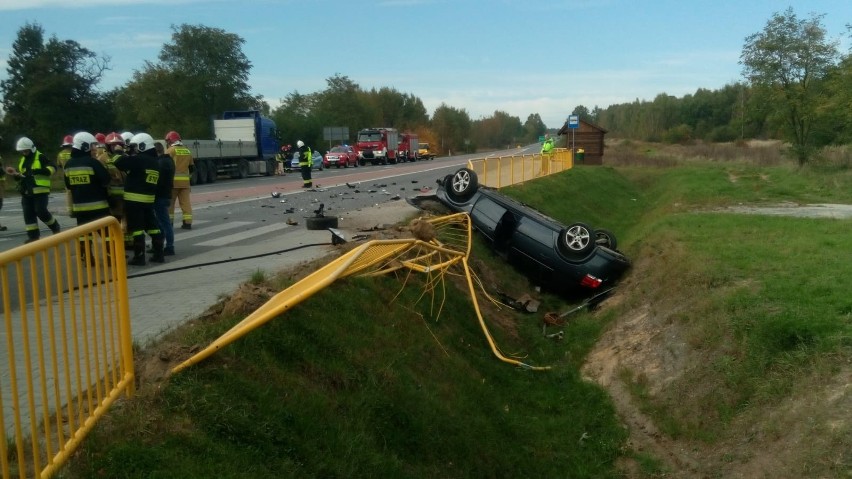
top-left (594, 228), bottom-right (617, 250)
top-left (306, 216), bottom-right (338, 230)
top-left (445, 168), bottom-right (478, 202)
top-left (558, 223), bottom-right (595, 257)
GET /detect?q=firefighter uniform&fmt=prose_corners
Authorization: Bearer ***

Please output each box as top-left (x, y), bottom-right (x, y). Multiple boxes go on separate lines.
top-left (64, 147), bottom-right (110, 225)
top-left (115, 134), bottom-right (164, 265)
top-left (297, 140), bottom-right (312, 188)
top-left (14, 139), bottom-right (61, 242)
top-left (57, 144), bottom-right (73, 216)
top-left (167, 140), bottom-right (194, 229)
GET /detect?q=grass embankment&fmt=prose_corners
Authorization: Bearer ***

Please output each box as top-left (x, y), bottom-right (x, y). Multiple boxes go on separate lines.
top-left (63, 146), bottom-right (851, 477)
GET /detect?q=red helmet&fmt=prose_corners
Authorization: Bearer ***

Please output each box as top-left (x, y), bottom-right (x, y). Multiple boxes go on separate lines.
top-left (105, 132), bottom-right (124, 145)
top-left (94, 132), bottom-right (106, 145)
top-left (61, 135), bottom-right (73, 147)
top-left (165, 131), bottom-right (181, 144)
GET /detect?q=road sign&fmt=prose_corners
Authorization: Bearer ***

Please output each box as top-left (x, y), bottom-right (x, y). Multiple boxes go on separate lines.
top-left (568, 115), bottom-right (580, 129)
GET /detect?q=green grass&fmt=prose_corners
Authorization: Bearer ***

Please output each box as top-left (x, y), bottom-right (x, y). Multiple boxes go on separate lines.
top-left (60, 155), bottom-right (852, 477)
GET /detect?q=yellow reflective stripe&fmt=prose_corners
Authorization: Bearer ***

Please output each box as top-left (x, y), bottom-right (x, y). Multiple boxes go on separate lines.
top-left (32, 186), bottom-right (51, 194)
top-left (124, 192), bottom-right (155, 203)
top-left (109, 186), bottom-right (124, 195)
top-left (73, 201), bottom-right (109, 211)
top-left (174, 173), bottom-right (190, 180)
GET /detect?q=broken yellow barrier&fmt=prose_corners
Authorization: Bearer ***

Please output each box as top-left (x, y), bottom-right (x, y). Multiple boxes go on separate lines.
top-left (171, 213), bottom-right (549, 373)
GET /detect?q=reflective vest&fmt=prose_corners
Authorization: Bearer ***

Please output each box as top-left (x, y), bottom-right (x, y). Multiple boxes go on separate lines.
top-left (57, 149), bottom-right (72, 169)
top-left (18, 151), bottom-right (54, 195)
top-left (298, 147), bottom-right (312, 166)
top-left (107, 154), bottom-right (127, 197)
top-left (541, 139), bottom-right (554, 153)
top-left (167, 143), bottom-right (194, 188)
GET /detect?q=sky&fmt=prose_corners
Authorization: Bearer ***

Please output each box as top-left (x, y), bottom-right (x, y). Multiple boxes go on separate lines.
top-left (0, 0), bottom-right (850, 129)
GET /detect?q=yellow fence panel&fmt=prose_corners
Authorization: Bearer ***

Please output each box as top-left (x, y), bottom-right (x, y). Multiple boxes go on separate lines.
top-left (173, 213), bottom-right (550, 375)
top-left (467, 148), bottom-right (573, 188)
top-left (0, 217), bottom-right (134, 479)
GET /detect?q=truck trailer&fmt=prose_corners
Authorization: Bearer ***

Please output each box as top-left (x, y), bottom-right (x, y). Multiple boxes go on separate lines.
top-left (182, 111), bottom-right (279, 185)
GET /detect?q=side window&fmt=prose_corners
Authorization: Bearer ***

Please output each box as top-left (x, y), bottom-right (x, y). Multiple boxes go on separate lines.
top-left (472, 197), bottom-right (506, 223)
top-left (516, 217), bottom-right (554, 246)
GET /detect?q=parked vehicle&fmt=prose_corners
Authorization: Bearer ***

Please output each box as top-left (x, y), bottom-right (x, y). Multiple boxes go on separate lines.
top-left (418, 142), bottom-right (436, 160)
top-left (420, 167), bottom-right (630, 295)
top-left (290, 149), bottom-right (324, 171)
top-left (181, 110), bottom-right (279, 185)
top-left (322, 145), bottom-right (358, 168)
top-left (356, 128), bottom-right (399, 165)
top-left (397, 133), bottom-right (419, 162)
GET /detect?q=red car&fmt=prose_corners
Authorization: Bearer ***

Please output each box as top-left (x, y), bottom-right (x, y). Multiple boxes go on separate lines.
top-left (322, 145), bottom-right (358, 168)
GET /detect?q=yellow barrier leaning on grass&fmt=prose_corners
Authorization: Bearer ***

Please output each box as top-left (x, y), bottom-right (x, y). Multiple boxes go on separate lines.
top-left (172, 213), bottom-right (550, 374)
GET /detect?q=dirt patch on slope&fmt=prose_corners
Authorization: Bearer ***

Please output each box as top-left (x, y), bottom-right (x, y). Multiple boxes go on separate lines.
top-left (582, 203), bottom-right (852, 478)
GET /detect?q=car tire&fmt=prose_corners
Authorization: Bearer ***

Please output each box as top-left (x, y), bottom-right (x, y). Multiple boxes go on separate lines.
top-left (445, 168), bottom-right (478, 202)
top-left (306, 216), bottom-right (338, 230)
top-left (594, 228), bottom-right (617, 250)
top-left (558, 222), bottom-right (595, 257)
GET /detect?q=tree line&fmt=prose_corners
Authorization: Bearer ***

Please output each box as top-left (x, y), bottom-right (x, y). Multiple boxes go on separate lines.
top-left (2, 8), bottom-right (848, 165)
top-left (585, 8), bottom-right (851, 165)
top-left (0, 23), bottom-right (547, 160)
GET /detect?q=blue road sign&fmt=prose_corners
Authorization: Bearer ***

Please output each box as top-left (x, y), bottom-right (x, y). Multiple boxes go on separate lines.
top-left (568, 115), bottom-right (580, 129)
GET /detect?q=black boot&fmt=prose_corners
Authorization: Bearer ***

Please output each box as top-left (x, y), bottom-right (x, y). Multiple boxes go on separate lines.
top-left (49, 220), bottom-right (61, 234)
top-left (150, 237), bottom-right (165, 263)
top-left (128, 237), bottom-right (146, 266)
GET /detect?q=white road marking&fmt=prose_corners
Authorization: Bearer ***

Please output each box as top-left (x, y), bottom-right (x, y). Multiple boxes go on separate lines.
top-left (194, 222), bottom-right (293, 247)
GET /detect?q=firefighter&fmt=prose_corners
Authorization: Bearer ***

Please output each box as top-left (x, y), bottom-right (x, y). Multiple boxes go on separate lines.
top-left (275, 145), bottom-right (288, 176)
top-left (5, 137), bottom-right (61, 243)
top-left (58, 134), bottom-right (74, 216)
top-left (297, 140), bottom-right (312, 188)
top-left (165, 131), bottom-right (194, 229)
top-left (114, 133), bottom-right (164, 265)
top-left (104, 132), bottom-right (130, 245)
top-left (64, 131), bottom-right (110, 225)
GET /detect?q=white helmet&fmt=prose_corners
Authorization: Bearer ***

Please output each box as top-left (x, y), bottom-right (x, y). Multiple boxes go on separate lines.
top-left (72, 132), bottom-right (96, 152)
top-left (129, 132), bottom-right (156, 152)
top-left (296, 140), bottom-right (305, 148)
top-left (120, 131), bottom-right (134, 145)
top-left (16, 137), bottom-right (35, 153)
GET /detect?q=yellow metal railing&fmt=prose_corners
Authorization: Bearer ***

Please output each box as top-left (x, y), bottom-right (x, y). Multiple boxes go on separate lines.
top-left (173, 213), bottom-right (550, 374)
top-left (0, 217), bottom-right (134, 479)
top-left (466, 148), bottom-right (573, 188)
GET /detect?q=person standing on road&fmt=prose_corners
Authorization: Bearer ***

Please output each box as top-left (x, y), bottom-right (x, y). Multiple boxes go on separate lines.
top-left (297, 140), bottom-right (312, 188)
top-left (153, 142), bottom-right (176, 256)
top-left (64, 132), bottom-right (110, 225)
top-left (104, 132), bottom-right (130, 246)
top-left (165, 130), bottom-right (194, 229)
top-left (115, 133), bottom-right (164, 265)
top-left (57, 134), bottom-right (74, 216)
top-left (5, 137), bottom-right (61, 243)
top-left (64, 132), bottom-right (111, 262)
top-left (540, 134), bottom-right (555, 155)
top-left (275, 145), bottom-right (287, 176)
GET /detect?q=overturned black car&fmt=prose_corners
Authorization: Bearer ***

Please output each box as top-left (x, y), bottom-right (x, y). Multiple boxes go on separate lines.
top-left (411, 168), bottom-right (630, 296)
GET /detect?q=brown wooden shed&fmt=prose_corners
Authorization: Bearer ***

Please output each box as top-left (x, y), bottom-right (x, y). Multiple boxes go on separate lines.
top-left (556, 119), bottom-right (607, 165)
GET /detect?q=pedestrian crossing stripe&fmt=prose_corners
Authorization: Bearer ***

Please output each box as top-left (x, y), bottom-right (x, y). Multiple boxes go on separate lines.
top-left (195, 222), bottom-right (293, 247)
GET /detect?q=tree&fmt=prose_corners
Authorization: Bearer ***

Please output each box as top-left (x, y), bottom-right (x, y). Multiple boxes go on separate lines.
top-left (1, 22), bottom-right (110, 148)
top-left (522, 113), bottom-right (546, 144)
top-left (431, 104), bottom-right (471, 155)
top-left (740, 8), bottom-right (840, 165)
top-left (117, 24), bottom-right (257, 138)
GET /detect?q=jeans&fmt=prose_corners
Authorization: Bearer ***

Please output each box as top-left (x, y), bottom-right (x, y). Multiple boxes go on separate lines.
top-left (153, 197), bottom-right (174, 248)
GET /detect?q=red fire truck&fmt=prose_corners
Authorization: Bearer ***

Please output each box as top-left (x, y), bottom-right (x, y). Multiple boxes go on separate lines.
top-left (397, 133), bottom-right (419, 162)
top-left (356, 127), bottom-right (399, 165)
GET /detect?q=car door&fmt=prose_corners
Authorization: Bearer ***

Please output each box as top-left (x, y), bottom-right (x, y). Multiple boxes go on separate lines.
top-left (507, 216), bottom-right (556, 283)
